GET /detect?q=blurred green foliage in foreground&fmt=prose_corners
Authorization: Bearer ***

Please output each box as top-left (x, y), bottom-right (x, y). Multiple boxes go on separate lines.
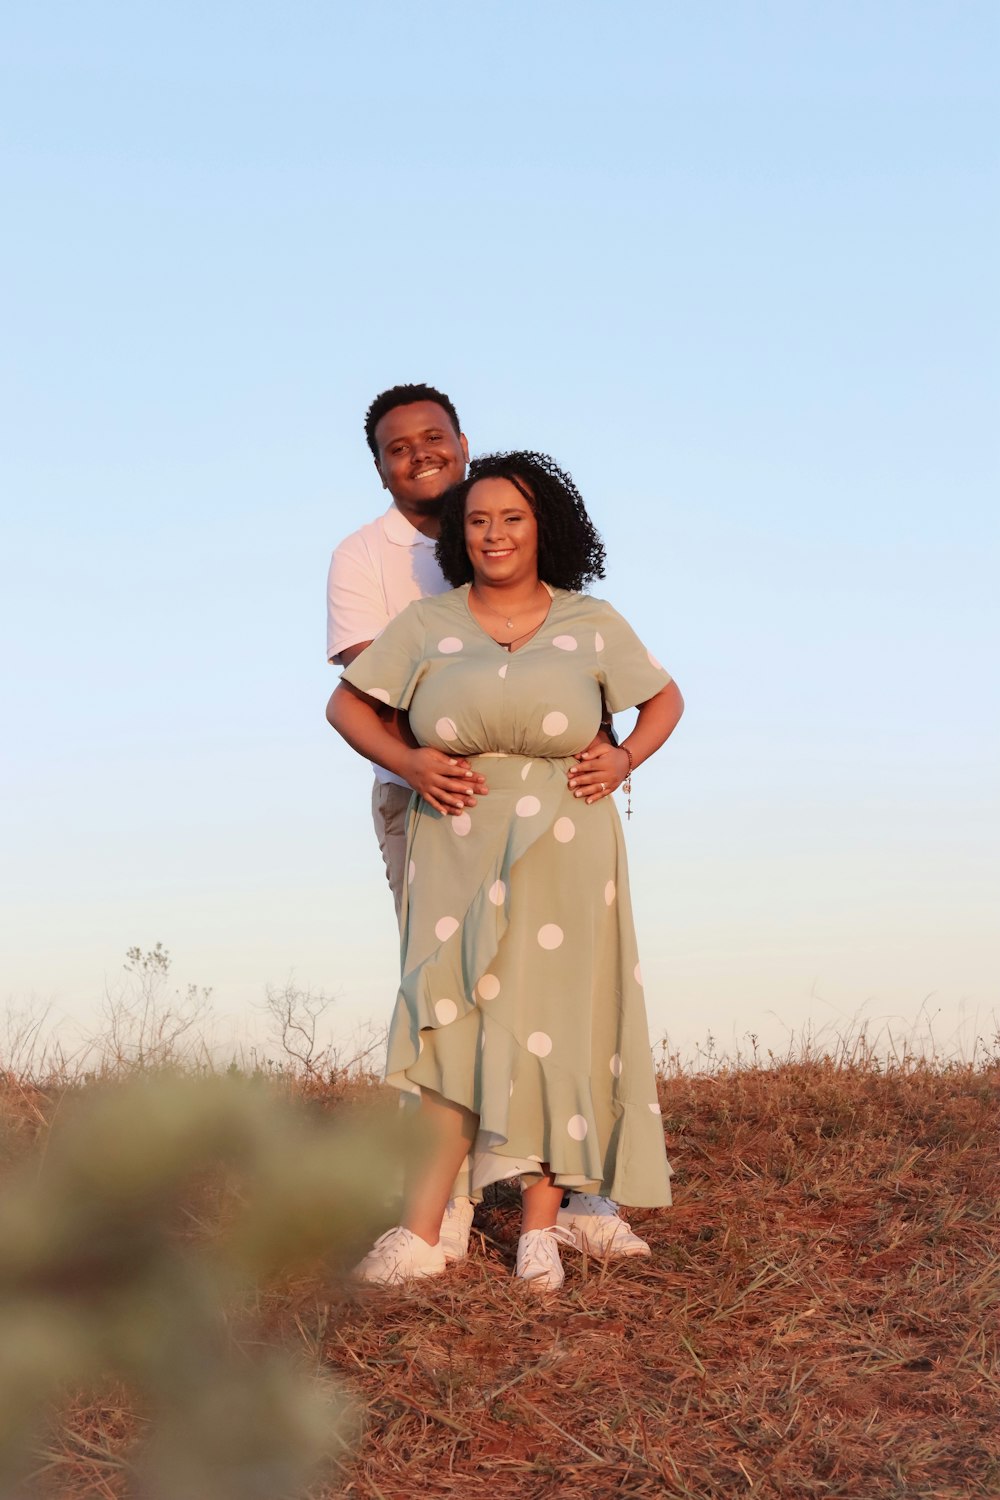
top-left (0, 1074), bottom-right (402, 1497)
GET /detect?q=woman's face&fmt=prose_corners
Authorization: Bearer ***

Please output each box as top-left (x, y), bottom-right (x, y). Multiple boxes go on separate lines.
top-left (463, 478), bottom-right (539, 588)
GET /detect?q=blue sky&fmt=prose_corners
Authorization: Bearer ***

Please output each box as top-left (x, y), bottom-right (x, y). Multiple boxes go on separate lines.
top-left (2, 2), bottom-right (997, 1062)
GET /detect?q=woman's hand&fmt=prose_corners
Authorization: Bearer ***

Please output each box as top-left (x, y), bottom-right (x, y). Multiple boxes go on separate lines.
top-left (402, 747), bottom-right (488, 816)
top-left (568, 682), bottom-right (684, 805)
top-left (567, 744), bottom-right (632, 804)
top-left (566, 681), bottom-right (683, 804)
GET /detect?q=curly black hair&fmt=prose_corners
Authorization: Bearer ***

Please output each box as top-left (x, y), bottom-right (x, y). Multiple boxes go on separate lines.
top-left (363, 383), bottom-right (462, 458)
top-left (435, 451), bottom-right (607, 593)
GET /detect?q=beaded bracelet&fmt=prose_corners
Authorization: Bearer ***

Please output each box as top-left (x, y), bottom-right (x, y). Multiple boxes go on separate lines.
top-left (621, 745), bottom-right (634, 820)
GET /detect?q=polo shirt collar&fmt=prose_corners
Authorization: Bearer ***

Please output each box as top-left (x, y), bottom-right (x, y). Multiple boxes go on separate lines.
top-left (381, 504), bottom-right (437, 548)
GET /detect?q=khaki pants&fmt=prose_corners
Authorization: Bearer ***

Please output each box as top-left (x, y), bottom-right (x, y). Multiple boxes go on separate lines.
top-left (371, 780), bottom-right (413, 925)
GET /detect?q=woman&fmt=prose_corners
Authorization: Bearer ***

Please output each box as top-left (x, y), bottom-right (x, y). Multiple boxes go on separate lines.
top-left (328, 452), bottom-right (684, 1291)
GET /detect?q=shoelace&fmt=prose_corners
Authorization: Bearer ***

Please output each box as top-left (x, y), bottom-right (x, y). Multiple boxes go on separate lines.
top-left (368, 1227), bottom-right (413, 1268)
top-left (537, 1224), bottom-right (579, 1247)
top-left (519, 1223), bottom-right (578, 1273)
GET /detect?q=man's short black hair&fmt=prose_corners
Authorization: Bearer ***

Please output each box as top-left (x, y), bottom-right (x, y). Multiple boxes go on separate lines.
top-left (364, 383), bottom-right (462, 458)
top-left (435, 451), bottom-right (607, 593)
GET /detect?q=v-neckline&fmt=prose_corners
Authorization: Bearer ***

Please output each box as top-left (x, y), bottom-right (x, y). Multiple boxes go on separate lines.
top-left (462, 583), bottom-right (556, 654)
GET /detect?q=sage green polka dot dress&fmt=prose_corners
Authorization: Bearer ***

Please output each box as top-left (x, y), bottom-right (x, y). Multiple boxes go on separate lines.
top-left (343, 584), bottom-right (674, 1208)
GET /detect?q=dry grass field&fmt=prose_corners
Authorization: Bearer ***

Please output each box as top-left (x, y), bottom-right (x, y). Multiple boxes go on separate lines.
top-left (1, 1037), bottom-right (997, 1499)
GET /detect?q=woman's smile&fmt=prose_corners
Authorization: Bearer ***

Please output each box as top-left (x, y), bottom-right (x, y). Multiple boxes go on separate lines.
top-left (464, 477), bottom-right (539, 585)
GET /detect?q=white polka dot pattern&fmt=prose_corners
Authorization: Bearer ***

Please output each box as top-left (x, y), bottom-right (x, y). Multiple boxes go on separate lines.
top-left (353, 590), bottom-right (674, 1209)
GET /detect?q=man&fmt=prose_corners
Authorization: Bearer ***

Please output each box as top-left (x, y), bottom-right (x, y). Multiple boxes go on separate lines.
top-left (327, 382), bottom-right (652, 1263)
top-left (326, 384), bottom-right (484, 918)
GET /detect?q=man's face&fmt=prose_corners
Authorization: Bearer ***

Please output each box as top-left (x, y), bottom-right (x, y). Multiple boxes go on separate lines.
top-left (373, 401), bottom-right (469, 520)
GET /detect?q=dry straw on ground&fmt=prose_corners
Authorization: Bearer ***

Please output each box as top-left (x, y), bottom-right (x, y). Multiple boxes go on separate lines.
top-left (1, 1029), bottom-right (997, 1499)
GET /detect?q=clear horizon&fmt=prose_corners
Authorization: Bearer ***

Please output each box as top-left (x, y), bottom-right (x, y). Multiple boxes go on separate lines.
top-left (2, 3), bottom-right (997, 1066)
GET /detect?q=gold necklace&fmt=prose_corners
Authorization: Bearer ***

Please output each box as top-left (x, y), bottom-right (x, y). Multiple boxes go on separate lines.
top-left (471, 583), bottom-right (547, 632)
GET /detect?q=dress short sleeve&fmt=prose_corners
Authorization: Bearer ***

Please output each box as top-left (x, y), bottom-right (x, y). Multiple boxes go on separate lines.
top-left (340, 599), bottom-right (428, 711)
top-left (592, 599), bottom-right (673, 713)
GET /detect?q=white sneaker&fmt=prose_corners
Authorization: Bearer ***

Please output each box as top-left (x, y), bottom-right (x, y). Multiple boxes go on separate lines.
top-left (438, 1197), bottom-right (475, 1262)
top-left (556, 1193), bottom-right (652, 1258)
top-left (350, 1227), bottom-right (447, 1286)
top-left (515, 1224), bottom-right (579, 1292)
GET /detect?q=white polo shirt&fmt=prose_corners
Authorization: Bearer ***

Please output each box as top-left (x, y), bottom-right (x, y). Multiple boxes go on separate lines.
top-left (327, 504), bottom-right (450, 786)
